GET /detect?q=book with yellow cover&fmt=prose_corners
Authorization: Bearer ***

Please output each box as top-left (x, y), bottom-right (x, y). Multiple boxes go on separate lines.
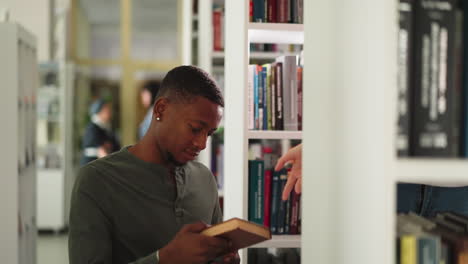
top-left (201, 217), bottom-right (272, 250)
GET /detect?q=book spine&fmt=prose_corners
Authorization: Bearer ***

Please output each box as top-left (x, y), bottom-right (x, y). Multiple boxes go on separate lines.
top-left (417, 237), bottom-right (439, 264)
top-left (289, 191), bottom-right (300, 234)
top-left (249, 65), bottom-right (256, 130)
top-left (271, 63), bottom-right (277, 130)
top-left (262, 66), bottom-right (268, 130)
top-left (270, 170), bottom-right (281, 234)
top-left (254, 66), bottom-right (259, 130)
top-left (250, 0), bottom-right (254, 22)
top-left (248, 160), bottom-right (264, 225)
top-left (397, 0), bottom-right (413, 157)
top-left (275, 62), bottom-right (284, 130)
top-left (297, 0), bottom-right (303, 24)
top-left (267, 0), bottom-right (277, 22)
top-left (258, 65), bottom-right (264, 130)
top-left (253, 0), bottom-right (265, 22)
top-left (263, 169), bottom-right (272, 228)
top-left (266, 65), bottom-right (273, 130)
top-left (297, 66), bottom-right (303, 131)
top-left (411, 0), bottom-right (463, 157)
top-left (401, 235), bottom-right (417, 264)
top-left (462, 0), bottom-right (468, 156)
top-left (277, 0), bottom-right (287, 23)
top-left (284, 191), bottom-right (291, 234)
top-left (213, 9), bottom-right (222, 51)
top-left (276, 171), bottom-right (288, 234)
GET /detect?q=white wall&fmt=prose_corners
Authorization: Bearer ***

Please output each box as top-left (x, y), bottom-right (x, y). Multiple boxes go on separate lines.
top-left (0, 0), bottom-right (52, 61)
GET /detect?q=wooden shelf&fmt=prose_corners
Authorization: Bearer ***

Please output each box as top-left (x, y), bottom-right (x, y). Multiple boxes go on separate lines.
top-left (248, 23), bottom-right (304, 44)
top-left (397, 159), bottom-right (468, 186)
top-left (250, 235), bottom-right (301, 248)
top-left (247, 130), bottom-right (302, 140)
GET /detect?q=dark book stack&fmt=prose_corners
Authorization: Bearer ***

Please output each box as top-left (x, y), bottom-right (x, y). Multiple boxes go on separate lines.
top-left (397, 212), bottom-right (468, 264)
top-left (398, 0), bottom-right (465, 157)
top-left (248, 248), bottom-right (301, 264)
top-left (248, 142), bottom-right (302, 235)
top-left (250, 0), bottom-right (303, 24)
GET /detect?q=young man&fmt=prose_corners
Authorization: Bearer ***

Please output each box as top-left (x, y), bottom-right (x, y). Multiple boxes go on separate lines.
top-left (69, 66), bottom-right (239, 264)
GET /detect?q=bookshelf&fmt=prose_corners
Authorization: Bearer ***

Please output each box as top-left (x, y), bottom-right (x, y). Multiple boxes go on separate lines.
top-left (36, 62), bottom-right (75, 231)
top-left (0, 22), bottom-right (37, 264)
top-left (224, 1), bottom-right (303, 262)
top-left (397, 160), bottom-right (468, 186)
top-left (302, 1), bottom-right (398, 264)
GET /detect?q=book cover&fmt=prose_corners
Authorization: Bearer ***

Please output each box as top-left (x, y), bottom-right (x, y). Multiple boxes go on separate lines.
top-left (275, 55), bottom-right (298, 131)
top-left (276, 171), bottom-right (288, 234)
top-left (289, 191), bottom-right (300, 234)
top-left (271, 62), bottom-right (277, 130)
top-left (410, 0), bottom-right (463, 156)
top-left (267, 0), bottom-right (277, 22)
top-left (201, 217), bottom-right (271, 250)
top-left (270, 168), bottom-right (283, 234)
top-left (248, 65), bottom-right (256, 130)
top-left (258, 65), bottom-right (265, 130)
top-left (253, 0), bottom-right (265, 22)
top-left (248, 160), bottom-right (264, 225)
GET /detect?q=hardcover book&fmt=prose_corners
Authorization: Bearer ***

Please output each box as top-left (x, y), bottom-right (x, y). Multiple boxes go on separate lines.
top-left (201, 218), bottom-right (272, 250)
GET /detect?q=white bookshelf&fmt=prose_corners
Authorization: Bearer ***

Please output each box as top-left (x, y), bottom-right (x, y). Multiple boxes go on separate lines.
top-left (303, 1), bottom-right (398, 264)
top-left (251, 235), bottom-right (301, 248)
top-left (0, 22), bottom-right (38, 264)
top-left (225, 1), bottom-right (303, 262)
top-left (397, 159), bottom-right (468, 186)
top-left (36, 62), bottom-right (75, 231)
top-left (248, 23), bottom-right (304, 44)
top-left (247, 131), bottom-right (302, 140)
top-left (213, 51), bottom-right (302, 60)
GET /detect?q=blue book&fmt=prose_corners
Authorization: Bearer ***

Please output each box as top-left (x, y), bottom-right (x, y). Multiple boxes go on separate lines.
top-left (253, 0), bottom-right (265, 22)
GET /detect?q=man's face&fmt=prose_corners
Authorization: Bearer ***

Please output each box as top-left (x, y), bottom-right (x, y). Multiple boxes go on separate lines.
top-left (156, 96), bottom-right (222, 166)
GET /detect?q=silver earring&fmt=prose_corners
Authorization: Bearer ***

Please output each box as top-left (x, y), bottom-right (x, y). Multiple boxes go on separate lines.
top-left (156, 117), bottom-right (160, 121)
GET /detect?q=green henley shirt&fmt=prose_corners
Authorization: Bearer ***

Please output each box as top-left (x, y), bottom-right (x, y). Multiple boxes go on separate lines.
top-left (68, 146), bottom-right (222, 264)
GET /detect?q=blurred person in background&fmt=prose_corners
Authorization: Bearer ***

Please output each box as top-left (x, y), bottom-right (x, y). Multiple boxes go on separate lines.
top-left (80, 99), bottom-right (121, 165)
top-left (139, 80), bottom-right (161, 139)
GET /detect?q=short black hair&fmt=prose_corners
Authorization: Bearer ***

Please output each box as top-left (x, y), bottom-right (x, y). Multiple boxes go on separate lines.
top-left (141, 80), bottom-right (161, 105)
top-left (156, 65), bottom-right (224, 107)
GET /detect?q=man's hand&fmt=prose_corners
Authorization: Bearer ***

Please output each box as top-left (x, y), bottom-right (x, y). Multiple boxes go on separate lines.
top-left (159, 222), bottom-right (231, 264)
top-left (274, 144), bottom-right (303, 200)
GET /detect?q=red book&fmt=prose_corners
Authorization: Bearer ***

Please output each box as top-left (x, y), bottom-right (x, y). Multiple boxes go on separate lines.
top-left (263, 169), bottom-right (272, 228)
top-left (249, 0), bottom-right (254, 22)
top-left (267, 0), bottom-right (277, 22)
top-left (213, 9), bottom-right (222, 51)
top-left (277, 0), bottom-right (288, 23)
top-left (289, 191), bottom-right (300, 234)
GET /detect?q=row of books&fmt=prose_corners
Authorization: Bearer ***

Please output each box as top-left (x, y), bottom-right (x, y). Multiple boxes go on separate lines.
top-left (248, 152), bottom-right (302, 235)
top-left (250, 43), bottom-right (303, 53)
top-left (397, 212), bottom-right (468, 264)
top-left (249, 0), bottom-right (303, 24)
top-left (397, 0), bottom-right (468, 157)
top-left (248, 55), bottom-right (303, 131)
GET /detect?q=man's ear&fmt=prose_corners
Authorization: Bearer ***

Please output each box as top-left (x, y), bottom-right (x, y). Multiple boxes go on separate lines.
top-left (153, 97), bottom-right (169, 119)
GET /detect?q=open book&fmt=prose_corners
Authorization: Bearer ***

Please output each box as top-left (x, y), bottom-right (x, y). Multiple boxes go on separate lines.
top-left (201, 218), bottom-right (271, 250)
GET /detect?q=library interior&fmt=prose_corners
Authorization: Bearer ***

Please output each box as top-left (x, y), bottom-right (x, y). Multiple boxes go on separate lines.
top-left (2, 0), bottom-right (468, 264)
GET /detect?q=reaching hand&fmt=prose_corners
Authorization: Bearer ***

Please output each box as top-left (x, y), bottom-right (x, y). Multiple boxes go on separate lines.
top-left (159, 222), bottom-right (231, 264)
top-left (274, 144), bottom-right (303, 201)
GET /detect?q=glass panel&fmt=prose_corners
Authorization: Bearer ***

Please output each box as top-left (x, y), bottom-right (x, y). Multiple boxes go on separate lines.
top-left (131, 0), bottom-right (179, 61)
top-left (37, 63), bottom-right (62, 169)
top-left (76, 0), bottom-right (121, 59)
